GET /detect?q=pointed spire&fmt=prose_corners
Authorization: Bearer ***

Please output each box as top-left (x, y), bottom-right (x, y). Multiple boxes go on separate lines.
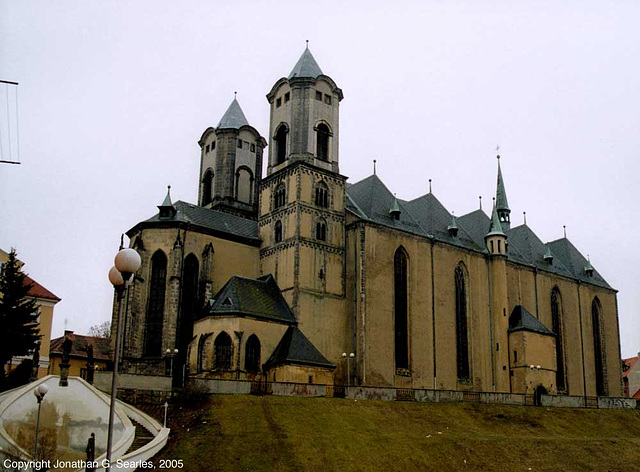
top-left (495, 154), bottom-right (511, 230)
top-left (389, 193), bottom-right (401, 220)
top-left (487, 198), bottom-right (505, 237)
top-left (217, 96), bottom-right (249, 129)
top-left (448, 212), bottom-right (459, 237)
top-left (288, 46), bottom-right (323, 79)
top-left (158, 185), bottom-right (177, 219)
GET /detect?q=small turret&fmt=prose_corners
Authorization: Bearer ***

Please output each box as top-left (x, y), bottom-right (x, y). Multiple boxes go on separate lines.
top-left (158, 185), bottom-right (177, 219)
top-left (485, 199), bottom-right (507, 256)
top-left (448, 212), bottom-right (459, 237)
top-left (389, 194), bottom-right (401, 221)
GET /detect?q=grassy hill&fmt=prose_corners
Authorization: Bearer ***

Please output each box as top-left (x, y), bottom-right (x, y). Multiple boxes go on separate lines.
top-left (148, 394), bottom-right (640, 472)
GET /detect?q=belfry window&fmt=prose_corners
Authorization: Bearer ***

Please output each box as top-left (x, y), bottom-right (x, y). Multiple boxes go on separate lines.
top-left (455, 265), bottom-right (470, 381)
top-left (551, 288), bottom-right (566, 392)
top-left (275, 220), bottom-right (283, 243)
top-left (592, 298), bottom-right (607, 396)
top-left (274, 184), bottom-right (286, 209)
top-left (394, 247), bottom-right (409, 370)
top-left (315, 182), bottom-right (329, 208)
top-left (316, 123), bottom-right (330, 161)
top-left (275, 125), bottom-right (288, 165)
top-left (214, 332), bottom-right (233, 371)
top-left (144, 251), bottom-right (167, 357)
top-left (202, 169), bottom-right (213, 205)
top-left (245, 334), bottom-right (261, 372)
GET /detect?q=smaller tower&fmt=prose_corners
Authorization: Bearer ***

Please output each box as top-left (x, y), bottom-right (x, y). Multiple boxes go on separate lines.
top-left (486, 200), bottom-right (507, 256)
top-left (496, 155), bottom-right (511, 230)
top-left (197, 97), bottom-right (266, 219)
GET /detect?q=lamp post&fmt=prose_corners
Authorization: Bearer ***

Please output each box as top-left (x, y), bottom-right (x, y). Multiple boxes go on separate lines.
top-left (33, 384), bottom-right (48, 466)
top-left (166, 348), bottom-right (178, 378)
top-left (106, 248), bottom-right (141, 472)
top-left (342, 352), bottom-right (355, 386)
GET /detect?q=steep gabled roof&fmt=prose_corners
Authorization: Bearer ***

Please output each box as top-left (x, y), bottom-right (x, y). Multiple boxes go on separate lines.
top-left (136, 200), bottom-right (259, 243)
top-left (263, 326), bottom-right (334, 370)
top-left (24, 275), bottom-right (61, 302)
top-left (508, 305), bottom-right (555, 337)
top-left (205, 275), bottom-right (295, 324)
top-left (547, 237), bottom-right (612, 289)
top-left (217, 98), bottom-right (250, 129)
top-left (346, 174), bottom-right (424, 236)
top-left (506, 225), bottom-right (573, 277)
top-left (457, 209), bottom-right (491, 248)
top-left (288, 48), bottom-right (323, 79)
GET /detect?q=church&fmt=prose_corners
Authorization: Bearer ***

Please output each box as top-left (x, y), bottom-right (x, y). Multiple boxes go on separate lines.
top-left (111, 46), bottom-right (622, 397)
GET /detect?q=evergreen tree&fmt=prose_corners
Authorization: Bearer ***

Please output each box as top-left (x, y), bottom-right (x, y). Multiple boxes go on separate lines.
top-left (0, 249), bottom-right (41, 388)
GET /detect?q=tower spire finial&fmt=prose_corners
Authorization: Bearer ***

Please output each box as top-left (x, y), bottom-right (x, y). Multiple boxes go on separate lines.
top-left (373, 159), bottom-right (377, 175)
top-left (306, 39), bottom-right (309, 49)
top-left (429, 179), bottom-right (432, 193)
top-left (563, 225), bottom-right (567, 238)
top-left (234, 91), bottom-right (237, 99)
top-left (479, 196), bottom-right (482, 210)
top-left (523, 211), bottom-right (527, 225)
top-left (495, 152), bottom-right (510, 230)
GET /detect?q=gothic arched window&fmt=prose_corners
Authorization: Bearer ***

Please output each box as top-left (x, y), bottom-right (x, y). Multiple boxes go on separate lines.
top-left (315, 219), bottom-right (327, 241)
top-left (592, 298), bottom-right (607, 396)
top-left (316, 123), bottom-right (330, 161)
top-left (235, 167), bottom-right (253, 204)
top-left (315, 181), bottom-right (329, 208)
top-left (275, 125), bottom-right (288, 165)
top-left (214, 332), bottom-right (233, 371)
top-left (551, 287), bottom-right (566, 392)
top-left (275, 220), bottom-right (283, 243)
top-left (394, 247), bottom-right (409, 370)
top-left (274, 183), bottom-right (286, 209)
top-left (144, 251), bottom-right (167, 357)
top-left (178, 254), bottom-right (199, 364)
top-left (455, 264), bottom-right (470, 381)
top-left (202, 169), bottom-right (213, 205)
top-left (245, 334), bottom-right (261, 372)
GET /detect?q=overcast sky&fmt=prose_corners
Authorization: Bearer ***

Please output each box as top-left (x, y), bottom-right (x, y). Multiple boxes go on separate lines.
top-left (1, 1), bottom-right (638, 358)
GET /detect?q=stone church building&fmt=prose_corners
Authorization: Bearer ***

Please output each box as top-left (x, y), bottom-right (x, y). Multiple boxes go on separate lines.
top-left (112, 47), bottom-right (622, 397)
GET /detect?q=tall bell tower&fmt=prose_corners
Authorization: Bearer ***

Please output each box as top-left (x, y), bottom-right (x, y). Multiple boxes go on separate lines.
top-left (259, 45), bottom-right (347, 363)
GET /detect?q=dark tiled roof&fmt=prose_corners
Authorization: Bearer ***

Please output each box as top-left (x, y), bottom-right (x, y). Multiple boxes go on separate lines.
top-left (457, 209), bottom-right (491, 248)
top-left (24, 275), bottom-right (61, 302)
top-left (508, 305), bottom-right (555, 337)
top-left (49, 332), bottom-right (111, 361)
top-left (139, 201), bottom-right (259, 242)
top-left (264, 326), bottom-right (335, 370)
top-left (547, 238), bottom-right (612, 289)
top-left (505, 225), bottom-right (573, 277)
top-left (205, 275), bottom-right (295, 324)
top-left (217, 98), bottom-right (250, 129)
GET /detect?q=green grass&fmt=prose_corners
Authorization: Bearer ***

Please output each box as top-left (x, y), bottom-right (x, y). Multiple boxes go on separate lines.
top-left (151, 395), bottom-right (640, 472)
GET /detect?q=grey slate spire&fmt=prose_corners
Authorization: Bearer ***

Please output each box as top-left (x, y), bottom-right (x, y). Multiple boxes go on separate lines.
top-left (288, 46), bottom-right (323, 79)
top-left (158, 185), bottom-right (177, 219)
top-left (496, 156), bottom-right (511, 230)
top-left (487, 200), bottom-right (505, 237)
top-left (217, 97), bottom-right (249, 129)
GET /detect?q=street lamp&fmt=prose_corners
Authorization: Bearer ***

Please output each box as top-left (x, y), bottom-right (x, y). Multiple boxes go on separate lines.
top-left (33, 384), bottom-right (48, 465)
top-left (106, 248), bottom-right (141, 472)
top-left (166, 348), bottom-right (179, 378)
top-left (342, 352), bottom-right (355, 386)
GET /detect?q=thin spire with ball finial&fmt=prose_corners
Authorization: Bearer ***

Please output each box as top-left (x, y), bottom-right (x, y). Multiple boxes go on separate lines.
top-left (429, 179), bottom-right (432, 193)
top-left (373, 159), bottom-right (377, 175)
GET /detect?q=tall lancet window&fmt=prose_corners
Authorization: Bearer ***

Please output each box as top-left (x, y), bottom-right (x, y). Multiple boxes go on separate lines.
top-left (214, 332), bottom-right (233, 371)
top-left (275, 125), bottom-right (288, 165)
top-left (245, 334), bottom-right (261, 372)
top-left (144, 251), bottom-right (167, 357)
top-left (202, 169), bottom-right (213, 205)
top-left (316, 123), bottom-right (330, 161)
top-left (455, 264), bottom-right (470, 381)
top-left (394, 247), bottom-right (409, 370)
top-left (591, 298), bottom-right (607, 396)
top-left (551, 288), bottom-right (566, 392)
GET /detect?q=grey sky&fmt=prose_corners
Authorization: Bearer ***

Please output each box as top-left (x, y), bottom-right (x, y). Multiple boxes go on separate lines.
top-left (1, 1), bottom-right (638, 357)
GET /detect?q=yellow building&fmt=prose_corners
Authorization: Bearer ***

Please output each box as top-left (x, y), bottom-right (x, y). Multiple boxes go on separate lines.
top-left (1, 248), bottom-right (61, 379)
top-left (48, 330), bottom-right (111, 380)
top-left (112, 47), bottom-right (622, 397)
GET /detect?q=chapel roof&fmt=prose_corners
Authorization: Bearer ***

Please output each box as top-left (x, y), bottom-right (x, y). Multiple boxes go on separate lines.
top-left (263, 326), bottom-right (335, 370)
top-left (547, 237), bottom-right (612, 289)
top-left (508, 305), bottom-right (555, 337)
top-left (205, 275), bottom-right (295, 324)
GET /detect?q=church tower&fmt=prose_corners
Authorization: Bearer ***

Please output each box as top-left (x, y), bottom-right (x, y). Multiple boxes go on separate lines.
top-left (259, 46), bottom-right (347, 363)
top-left (197, 97), bottom-right (266, 219)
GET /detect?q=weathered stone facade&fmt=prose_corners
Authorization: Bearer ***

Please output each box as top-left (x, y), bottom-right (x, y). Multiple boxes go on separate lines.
top-left (111, 47), bottom-right (622, 397)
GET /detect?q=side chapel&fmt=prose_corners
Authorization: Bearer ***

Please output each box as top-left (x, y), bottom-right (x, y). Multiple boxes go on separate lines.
top-left (111, 46), bottom-right (622, 397)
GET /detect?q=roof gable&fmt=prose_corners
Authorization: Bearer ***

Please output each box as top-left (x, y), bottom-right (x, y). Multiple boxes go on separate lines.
top-left (206, 275), bottom-right (295, 324)
top-left (508, 305), bottom-right (555, 336)
top-left (264, 326), bottom-right (334, 369)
